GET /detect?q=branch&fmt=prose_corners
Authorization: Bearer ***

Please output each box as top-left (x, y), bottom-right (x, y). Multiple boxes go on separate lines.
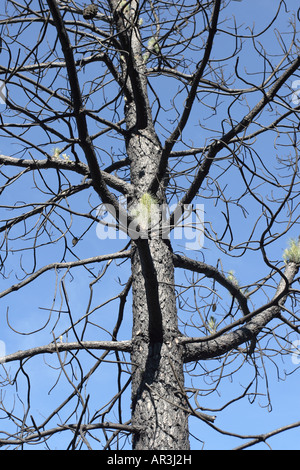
top-left (0, 154), bottom-right (133, 195)
top-left (108, 0), bottom-right (151, 130)
top-left (0, 340), bottom-right (132, 365)
top-left (233, 420), bottom-right (300, 450)
top-left (164, 0), bottom-right (221, 150)
top-left (149, 0), bottom-right (222, 193)
top-left (0, 180), bottom-right (94, 235)
top-left (173, 253), bottom-right (250, 316)
top-left (181, 261), bottom-right (299, 362)
top-left (0, 249), bottom-right (131, 299)
top-left (0, 420), bottom-right (137, 447)
top-left (0, 61), bottom-right (126, 137)
top-left (174, 51), bottom-right (300, 209)
top-left (46, 0), bottom-right (127, 219)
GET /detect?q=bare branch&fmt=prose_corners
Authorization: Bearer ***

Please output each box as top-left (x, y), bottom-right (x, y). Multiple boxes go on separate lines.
top-left (0, 340), bottom-right (132, 365)
top-left (0, 249), bottom-right (131, 299)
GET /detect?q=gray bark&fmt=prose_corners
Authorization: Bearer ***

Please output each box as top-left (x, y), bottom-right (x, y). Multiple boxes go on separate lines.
top-left (120, 35), bottom-right (190, 446)
top-left (130, 232), bottom-right (189, 449)
top-left (127, 128), bottom-right (190, 449)
top-left (105, 0), bottom-right (300, 450)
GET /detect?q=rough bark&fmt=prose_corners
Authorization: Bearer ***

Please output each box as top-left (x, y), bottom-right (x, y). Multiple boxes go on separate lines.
top-left (179, 261), bottom-right (300, 362)
top-left (44, 1), bottom-right (300, 450)
top-left (122, 56), bottom-right (189, 448)
top-left (106, 1), bottom-right (190, 448)
top-left (130, 235), bottom-right (190, 450)
top-left (125, 126), bottom-right (189, 448)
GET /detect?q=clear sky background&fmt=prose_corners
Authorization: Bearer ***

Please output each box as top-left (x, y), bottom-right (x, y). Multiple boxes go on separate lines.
top-left (0, 0), bottom-right (300, 450)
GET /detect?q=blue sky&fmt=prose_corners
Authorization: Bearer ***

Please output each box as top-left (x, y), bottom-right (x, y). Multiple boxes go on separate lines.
top-left (0, 0), bottom-right (300, 449)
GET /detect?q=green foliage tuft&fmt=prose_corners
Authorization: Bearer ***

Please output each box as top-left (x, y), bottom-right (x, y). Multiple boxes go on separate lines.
top-left (207, 316), bottom-right (217, 334)
top-left (227, 270), bottom-right (239, 287)
top-left (131, 193), bottom-right (159, 230)
top-left (52, 147), bottom-right (70, 161)
top-left (283, 238), bottom-right (300, 264)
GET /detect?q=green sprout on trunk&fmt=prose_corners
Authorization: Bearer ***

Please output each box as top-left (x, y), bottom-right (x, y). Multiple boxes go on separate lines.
top-left (131, 192), bottom-right (159, 231)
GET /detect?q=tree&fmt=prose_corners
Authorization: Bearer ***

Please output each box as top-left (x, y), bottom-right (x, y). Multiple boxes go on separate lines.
top-left (0, 0), bottom-right (300, 450)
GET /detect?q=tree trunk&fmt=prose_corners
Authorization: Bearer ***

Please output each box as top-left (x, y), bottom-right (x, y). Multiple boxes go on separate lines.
top-left (126, 128), bottom-right (190, 449)
top-left (113, 4), bottom-right (190, 445)
top-left (130, 237), bottom-right (190, 450)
